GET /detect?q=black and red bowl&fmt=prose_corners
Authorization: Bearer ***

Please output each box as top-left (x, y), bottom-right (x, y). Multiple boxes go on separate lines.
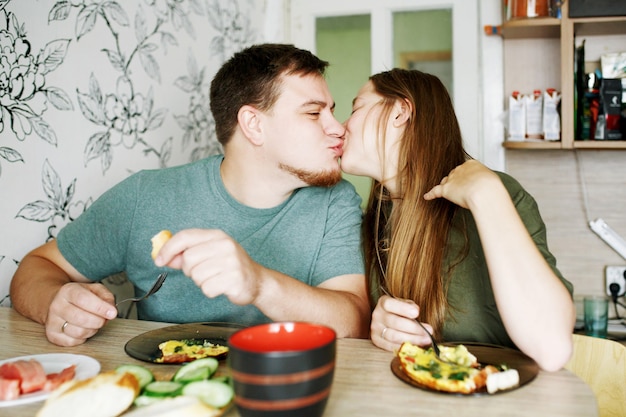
top-left (228, 322), bottom-right (336, 417)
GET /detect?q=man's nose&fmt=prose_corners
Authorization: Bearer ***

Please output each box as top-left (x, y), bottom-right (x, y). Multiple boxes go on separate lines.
top-left (327, 117), bottom-right (346, 138)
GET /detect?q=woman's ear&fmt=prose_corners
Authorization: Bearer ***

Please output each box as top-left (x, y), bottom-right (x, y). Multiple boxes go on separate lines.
top-left (238, 105), bottom-right (264, 146)
top-left (392, 98), bottom-right (412, 128)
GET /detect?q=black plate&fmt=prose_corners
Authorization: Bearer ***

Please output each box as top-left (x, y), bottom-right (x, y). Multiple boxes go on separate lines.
top-left (124, 322), bottom-right (245, 363)
top-left (390, 342), bottom-right (539, 396)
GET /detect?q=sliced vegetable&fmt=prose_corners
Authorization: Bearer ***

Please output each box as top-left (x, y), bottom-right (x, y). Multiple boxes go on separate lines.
top-left (133, 394), bottom-right (164, 407)
top-left (182, 380), bottom-right (234, 408)
top-left (115, 364), bottom-right (155, 390)
top-left (144, 381), bottom-right (184, 397)
top-left (124, 396), bottom-right (215, 417)
top-left (173, 366), bottom-right (210, 383)
top-left (172, 357), bottom-right (218, 383)
top-left (115, 356), bottom-right (233, 412)
top-left (210, 375), bottom-right (232, 385)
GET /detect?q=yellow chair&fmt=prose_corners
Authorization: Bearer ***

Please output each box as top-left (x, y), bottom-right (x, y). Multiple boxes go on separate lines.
top-left (565, 334), bottom-right (626, 417)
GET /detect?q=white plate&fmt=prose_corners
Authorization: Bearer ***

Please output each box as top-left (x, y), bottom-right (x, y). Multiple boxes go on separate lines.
top-left (0, 353), bottom-right (100, 407)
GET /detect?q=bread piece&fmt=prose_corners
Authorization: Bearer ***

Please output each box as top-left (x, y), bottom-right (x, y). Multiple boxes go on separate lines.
top-left (486, 369), bottom-right (520, 394)
top-left (36, 371), bottom-right (139, 417)
top-left (151, 230), bottom-right (172, 260)
top-left (123, 396), bottom-right (220, 417)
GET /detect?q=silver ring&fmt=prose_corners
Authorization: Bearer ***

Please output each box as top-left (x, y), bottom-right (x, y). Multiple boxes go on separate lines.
top-left (61, 321), bottom-right (68, 333)
top-left (381, 327), bottom-right (388, 340)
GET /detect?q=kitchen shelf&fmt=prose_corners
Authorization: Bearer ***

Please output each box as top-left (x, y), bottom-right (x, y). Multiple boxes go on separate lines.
top-left (573, 140), bottom-right (626, 149)
top-left (503, 140), bottom-right (563, 149)
top-left (572, 16), bottom-right (626, 36)
top-left (501, 7), bottom-right (626, 150)
top-left (502, 17), bottom-right (561, 38)
top-left (503, 140), bottom-right (626, 150)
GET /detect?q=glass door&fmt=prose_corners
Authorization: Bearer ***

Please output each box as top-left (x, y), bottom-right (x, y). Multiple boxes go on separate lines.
top-left (291, 0), bottom-right (480, 203)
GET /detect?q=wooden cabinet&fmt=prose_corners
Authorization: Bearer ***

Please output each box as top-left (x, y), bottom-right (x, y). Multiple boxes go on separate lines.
top-left (501, 7), bottom-right (626, 150)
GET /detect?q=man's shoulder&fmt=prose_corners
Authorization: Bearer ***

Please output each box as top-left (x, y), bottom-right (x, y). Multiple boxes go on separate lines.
top-left (299, 179), bottom-right (361, 204)
top-left (133, 155), bottom-right (220, 182)
top-left (285, 180), bottom-right (361, 223)
top-left (331, 178), bottom-right (359, 195)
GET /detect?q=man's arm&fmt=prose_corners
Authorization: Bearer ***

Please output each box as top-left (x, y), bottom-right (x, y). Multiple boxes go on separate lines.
top-left (10, 240), bottom-right (118, 346)
top-left (254, 271), bottom-right (370, 338)
top-left (155, 229), bottom-right (371, 338)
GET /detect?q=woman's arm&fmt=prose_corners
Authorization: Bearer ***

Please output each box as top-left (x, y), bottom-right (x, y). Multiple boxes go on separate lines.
top-left (424, 160), bottom-right (575, 371)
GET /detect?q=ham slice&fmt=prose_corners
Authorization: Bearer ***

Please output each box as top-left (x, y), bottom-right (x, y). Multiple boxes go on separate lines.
top-left (0, 359), bottom-right (76, 401)
top-left (43, 364), bottom-right (76, 392)
top-left (0, 359), bottom-right (47, 394)
top-left (0, 377), bottom-right (20, 401)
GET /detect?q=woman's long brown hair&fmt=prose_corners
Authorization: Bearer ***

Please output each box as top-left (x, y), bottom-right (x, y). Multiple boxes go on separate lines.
top-left (362, 69), bottom-right (470, 340)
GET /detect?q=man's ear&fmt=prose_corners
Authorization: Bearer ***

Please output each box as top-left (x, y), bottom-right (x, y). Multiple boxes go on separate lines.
top-left (392, 98), bottom-right (412, 128)
top-left (238, 105), bottom-right (264, 145)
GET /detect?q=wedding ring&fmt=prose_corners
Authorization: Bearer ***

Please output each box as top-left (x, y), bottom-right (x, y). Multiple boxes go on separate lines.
top-left (381, 327), bottom-right (388, 340)
top-left (61, 321), bottom-right (68, 333)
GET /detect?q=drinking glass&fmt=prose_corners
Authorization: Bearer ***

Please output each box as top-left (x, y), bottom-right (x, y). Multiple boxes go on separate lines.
top-left (584, 295), bottom-right (609, 338)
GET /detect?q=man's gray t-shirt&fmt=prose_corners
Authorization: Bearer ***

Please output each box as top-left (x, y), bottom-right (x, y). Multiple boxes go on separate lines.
top-left (58, 155), bottom-right (364, 325)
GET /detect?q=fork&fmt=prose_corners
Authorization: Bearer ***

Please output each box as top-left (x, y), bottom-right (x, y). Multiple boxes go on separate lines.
top-left (115, 272), bottom-right (168, 307)
top-left (378, 284), bottom-right (456, 364)
top-left (413, 318), bottom-right (452, 363)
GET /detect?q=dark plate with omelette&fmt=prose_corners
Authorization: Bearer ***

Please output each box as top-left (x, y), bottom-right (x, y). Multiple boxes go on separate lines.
top-left (124, 322), bottom-right (245, 363)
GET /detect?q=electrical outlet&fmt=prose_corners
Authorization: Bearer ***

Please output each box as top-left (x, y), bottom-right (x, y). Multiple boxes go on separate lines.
top-left (605, 266), bottom-right (626, 297)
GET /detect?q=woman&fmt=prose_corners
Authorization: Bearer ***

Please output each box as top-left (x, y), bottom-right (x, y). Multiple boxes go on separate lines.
top-left (341, 68), bottom-right (575, 371)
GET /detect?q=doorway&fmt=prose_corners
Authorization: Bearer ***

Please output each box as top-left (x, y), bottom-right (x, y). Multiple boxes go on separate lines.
top-left (291, 0), bottom-right (480, 203)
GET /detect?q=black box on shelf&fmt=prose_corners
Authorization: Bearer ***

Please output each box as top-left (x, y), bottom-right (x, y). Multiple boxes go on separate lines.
top-left (599, 79), bottom-right (623, 140)
top-left (569, 0), bottom-right (626, 18)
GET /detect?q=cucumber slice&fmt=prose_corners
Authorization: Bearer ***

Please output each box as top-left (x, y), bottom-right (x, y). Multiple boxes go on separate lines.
top-left (133, 394), bottom-right (164, 407)
top-left (172, 366), bottom-right (210, 383)
top-left (182, 380), bottom-right (234, 408)
top-left (211, 375), bottom-right (232, 385)
top-left (115, 364), bottom-right (155, 390)
top-left (172, 357), bottom-right (219, 382)
top-left (144, 381), bottom-right (184, 397)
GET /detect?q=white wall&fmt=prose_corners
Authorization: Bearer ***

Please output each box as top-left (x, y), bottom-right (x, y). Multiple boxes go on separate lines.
top-left (479, 0), bottom-right (506, 171)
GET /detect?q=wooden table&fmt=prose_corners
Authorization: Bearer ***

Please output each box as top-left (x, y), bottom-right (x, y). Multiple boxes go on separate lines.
top-left (0, 307), bottom-right (598, 416)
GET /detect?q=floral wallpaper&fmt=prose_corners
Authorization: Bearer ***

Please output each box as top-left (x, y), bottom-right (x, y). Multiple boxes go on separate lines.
top-left (0, 0), bottom-right (279, 306)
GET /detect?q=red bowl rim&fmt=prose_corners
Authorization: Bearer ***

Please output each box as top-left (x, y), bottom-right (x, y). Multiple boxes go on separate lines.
top-left (229, 322), bottom-right (336, 353)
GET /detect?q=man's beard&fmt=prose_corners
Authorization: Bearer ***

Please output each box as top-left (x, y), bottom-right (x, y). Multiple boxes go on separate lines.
top-left (279, 163), bottom-right (342, 187)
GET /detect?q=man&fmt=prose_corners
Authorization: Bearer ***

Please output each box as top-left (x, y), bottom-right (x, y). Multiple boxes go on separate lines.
top-left (10, 44), bottom-right (370, 347)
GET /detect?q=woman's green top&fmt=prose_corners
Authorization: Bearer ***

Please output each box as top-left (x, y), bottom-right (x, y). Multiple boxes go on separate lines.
top-left (442, 172), bottom-right (572, 348)
top-left (369, 171), bottom-right (573, 349)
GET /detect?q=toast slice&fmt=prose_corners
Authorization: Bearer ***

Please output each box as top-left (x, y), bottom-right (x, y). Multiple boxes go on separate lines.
top-left (36, 371), bottom-right (139, 417)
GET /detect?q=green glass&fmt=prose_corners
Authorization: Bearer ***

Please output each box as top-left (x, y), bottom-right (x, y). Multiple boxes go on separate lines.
top-left (584, 295), bottom-right (609, 338)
